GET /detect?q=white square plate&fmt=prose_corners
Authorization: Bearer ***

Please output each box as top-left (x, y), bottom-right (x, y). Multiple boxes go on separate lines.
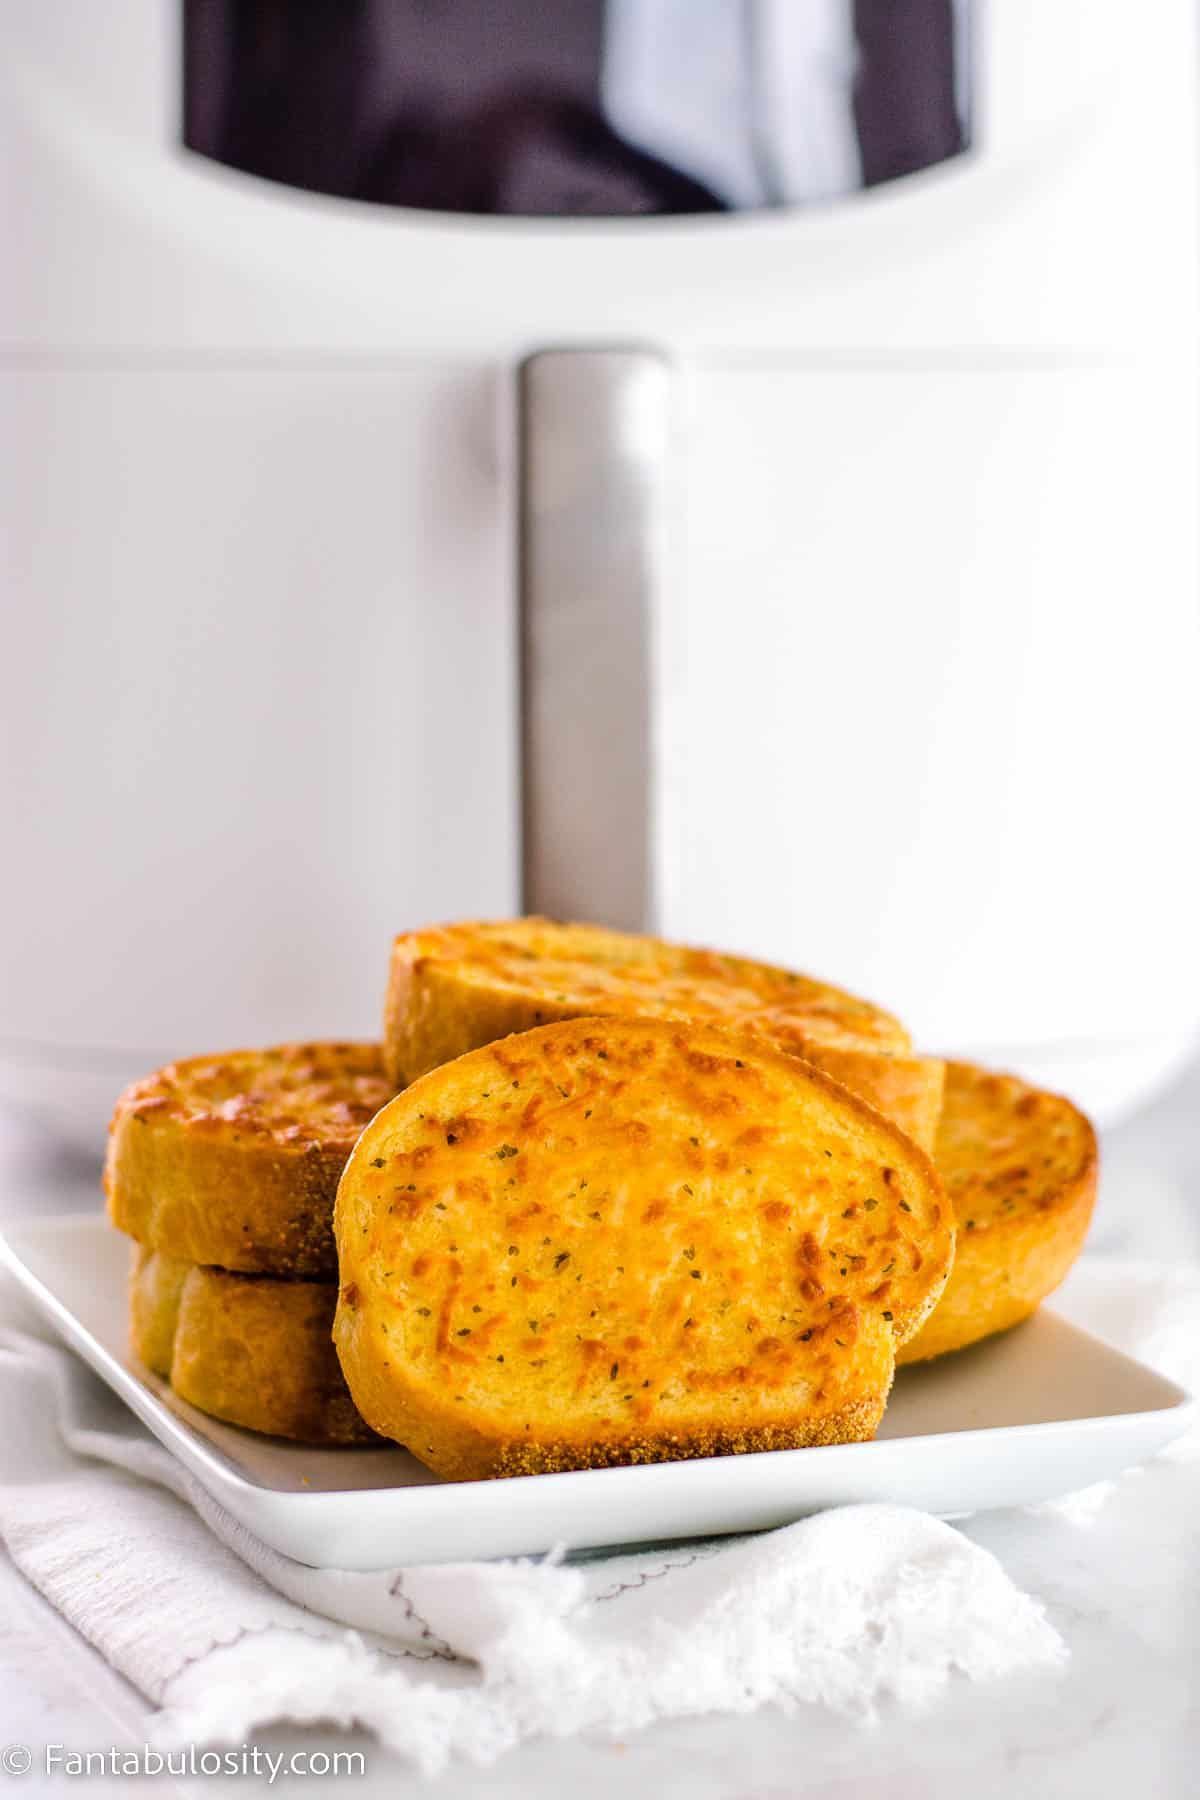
top-left (2, 1214), bottom-right (1192, 1569)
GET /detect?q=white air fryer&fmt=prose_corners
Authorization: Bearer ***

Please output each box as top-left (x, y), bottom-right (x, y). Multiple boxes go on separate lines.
top-left (2, 0), bottom-right (1197, 1154)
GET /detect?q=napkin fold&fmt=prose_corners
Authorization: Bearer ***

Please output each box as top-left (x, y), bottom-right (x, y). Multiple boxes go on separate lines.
top-left (0, 1257), bottom-right (1193, 1775)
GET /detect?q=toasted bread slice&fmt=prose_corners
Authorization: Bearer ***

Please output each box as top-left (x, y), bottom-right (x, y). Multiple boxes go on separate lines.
top-left (129, 1245), bottom-right (376, 1444)
top-left (897, 1062), bottom-right (1097, 1365)
top-left (383, 919), bottom-right (944, 1149)
top-left (106, 1042), bottom-right (394, 1277)
top-left (334, 1017), bottom-right (952, 1480)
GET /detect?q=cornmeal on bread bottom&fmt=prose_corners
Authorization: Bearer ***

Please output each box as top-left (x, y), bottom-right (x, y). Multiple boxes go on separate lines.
top-left (129, 1246), bottom-right (376, 1444)
top-left (897, 1061), bottom-right (1097, 1365)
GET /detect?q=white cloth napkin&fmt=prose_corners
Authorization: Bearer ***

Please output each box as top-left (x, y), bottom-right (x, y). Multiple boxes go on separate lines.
top-left (0, 1257), bottom-right (1194, 1777)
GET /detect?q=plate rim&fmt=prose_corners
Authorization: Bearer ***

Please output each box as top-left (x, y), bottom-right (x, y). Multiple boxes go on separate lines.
top-left (2, 1211), bottom-right (1193, 1515)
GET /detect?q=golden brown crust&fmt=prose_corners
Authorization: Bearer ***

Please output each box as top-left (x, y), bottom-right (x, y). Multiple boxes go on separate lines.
top-left (383, 919), bottom-right (943, 1149)
top-left (897, 1061), bottom-right (1098, 1365)
top-left (334, 1017), bottom-right (952, 1480)
top-left (129, 1245), bottom-right (377, 1444)
top-left (106, 1042), bottom-right (395, 1276)
top-left (803, 1043), bottom-right (945, 1155)
top-left (477, 1394), bottom-right (892, 1478)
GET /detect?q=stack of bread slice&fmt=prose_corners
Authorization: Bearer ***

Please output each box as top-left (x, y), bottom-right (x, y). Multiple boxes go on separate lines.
top-left (106, 1042), bottom-right (395, 1443)
top-left (105, 919), bottom-right (1097, 1471)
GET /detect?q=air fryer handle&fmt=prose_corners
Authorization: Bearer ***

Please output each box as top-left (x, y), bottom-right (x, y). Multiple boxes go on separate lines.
top-left (517, 347), bottom-right (673, 932)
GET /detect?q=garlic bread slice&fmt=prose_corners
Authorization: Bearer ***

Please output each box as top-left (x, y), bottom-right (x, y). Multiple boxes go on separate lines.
top-left (384, 918), bottom-right (943, 1149)
top-left (130, 1245), bottom-right (375, 1444)
top-left (898, 1062), bottom-right (1097, 1364)
top-left (335, 1017), bottom-right (952, 1480)
top-left (106, 1042), bottom-right (395, 1277)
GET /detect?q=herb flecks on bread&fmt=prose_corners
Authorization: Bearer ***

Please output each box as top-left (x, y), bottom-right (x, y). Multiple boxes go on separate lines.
top-left (335, 1017), bottom-right (953, 1480)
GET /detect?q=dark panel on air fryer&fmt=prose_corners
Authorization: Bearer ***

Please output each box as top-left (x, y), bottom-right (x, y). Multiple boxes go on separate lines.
top-left (182, 0), bottom-right (974, 217)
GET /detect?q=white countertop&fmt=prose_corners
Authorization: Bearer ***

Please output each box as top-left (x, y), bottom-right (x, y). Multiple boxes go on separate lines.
top-left (1, 1058), bottom-right (1197, 1800)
